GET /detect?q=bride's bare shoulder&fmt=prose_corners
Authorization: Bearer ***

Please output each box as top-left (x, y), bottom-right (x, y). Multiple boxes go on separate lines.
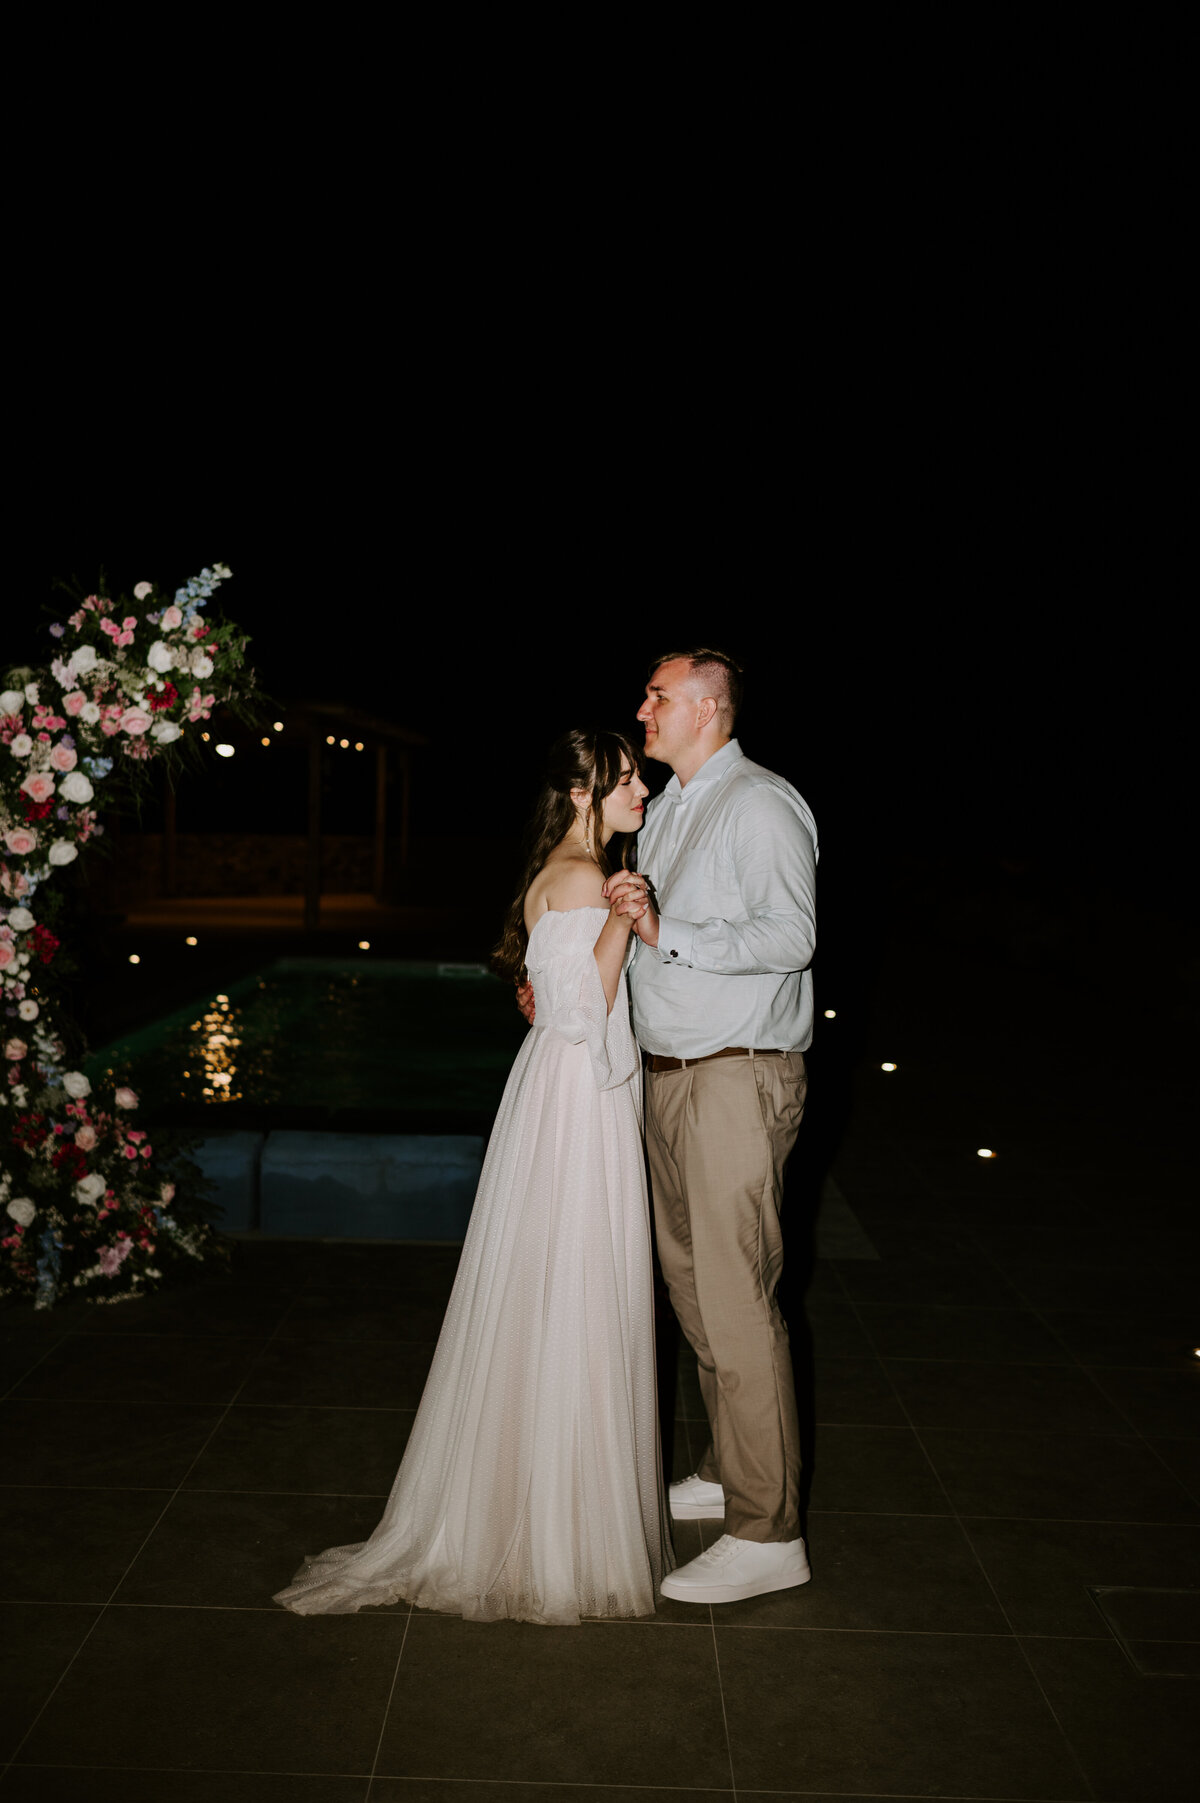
top-left (523, 850), bottom-right (606, 930)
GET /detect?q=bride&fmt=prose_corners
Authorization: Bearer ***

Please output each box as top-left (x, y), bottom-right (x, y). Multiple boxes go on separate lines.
top-left (274, 727), bottom-right (674, 1624)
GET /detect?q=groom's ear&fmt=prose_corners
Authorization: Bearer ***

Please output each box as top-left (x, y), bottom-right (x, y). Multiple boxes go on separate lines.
top-left (696, 696), bottom-right (718, 730)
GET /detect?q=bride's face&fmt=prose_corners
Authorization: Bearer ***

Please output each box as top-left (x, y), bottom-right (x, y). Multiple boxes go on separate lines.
top-left (600, 756), bottom-right (649, 840)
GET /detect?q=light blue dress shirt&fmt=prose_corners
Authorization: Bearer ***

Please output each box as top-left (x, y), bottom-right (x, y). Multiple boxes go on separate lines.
top-left (628, 739), bottom-right (818, 1059)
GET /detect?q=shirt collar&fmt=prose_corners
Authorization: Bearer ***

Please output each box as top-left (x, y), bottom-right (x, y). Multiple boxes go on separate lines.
top-left (660, 738), bottom-right (744, 805)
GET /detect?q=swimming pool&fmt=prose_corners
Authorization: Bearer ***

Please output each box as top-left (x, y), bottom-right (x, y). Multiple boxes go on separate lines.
top-left (87, 957), bottom-right (529, 1128)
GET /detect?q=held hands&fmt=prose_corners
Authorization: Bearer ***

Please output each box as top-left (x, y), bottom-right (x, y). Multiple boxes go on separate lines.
top-left (515, 979), bottom-right (535, 1025)
top-left (602, 871), bottom-right (660, 947)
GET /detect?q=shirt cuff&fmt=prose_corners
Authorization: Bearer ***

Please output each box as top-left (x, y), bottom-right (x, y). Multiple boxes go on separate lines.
top-left (656, 916), bottom-right (694, 966)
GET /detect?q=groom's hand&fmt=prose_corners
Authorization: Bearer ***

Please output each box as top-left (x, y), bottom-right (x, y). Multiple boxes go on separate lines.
top-left (515, 980), bottom-right (535, 1025)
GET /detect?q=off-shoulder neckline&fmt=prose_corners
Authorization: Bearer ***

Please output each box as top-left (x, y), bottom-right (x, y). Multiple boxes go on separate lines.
top-left (527, 905), bottom-right (608, 941)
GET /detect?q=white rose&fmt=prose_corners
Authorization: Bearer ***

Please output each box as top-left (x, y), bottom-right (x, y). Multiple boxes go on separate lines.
top-left (69, 645), bottom-right (98, 678)
top-left (150, 721), bottom-right (182, 745)
top-left (75, 1172), bottom-right (106, 1206)
top-left (48, 841), bottom-right (78, 866)
top-left (6, 908), bottom-right (35, 931)
top-left (17, 1000), bottom-right (38, 1020)
top-left (58, 772), bottom-right (94, 804)
top-left (9, 734), bottom-right (32, 757)
top-left (146, 641), bottom-right (174, 675)
top-left (114, 1086), bottom-right (139, 1109)
top-left (6, 1197), bottom-right (35, 1227)
top-left (133, 582), bottom-right (154, 600)
top-left (191, 652), bottom-right (214, 679)
top-left (62, 1070), bottom-right (92, 1099)
top-left (81, 702), bottom-right (101, 724)
top-left (0, 689), bottom-right (24, 715)
top-left (23, 683), bottom-right (39, 705)
top-left (11, 1085), bottom-right (26, 1107)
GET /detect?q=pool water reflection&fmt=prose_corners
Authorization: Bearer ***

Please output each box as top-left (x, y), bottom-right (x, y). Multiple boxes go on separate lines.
top-left (88, 958), bottom-right (528, 1120)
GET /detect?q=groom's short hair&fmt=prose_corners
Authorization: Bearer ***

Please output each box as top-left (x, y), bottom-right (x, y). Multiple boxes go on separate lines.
top-left (649, 647), bottom-right (744, 730)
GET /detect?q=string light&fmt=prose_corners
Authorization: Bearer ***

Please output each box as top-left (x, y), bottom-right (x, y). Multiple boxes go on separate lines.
top-left (326, 735), bottom-right (335, 745)
top-left (824, 1009), bottom-right (836, 1018)
top-left (261, 737), bottom-right (271, 746)
top-left (355, 741), bottom-right (364, 751)
top-left (215, 744), bottom-right (234, 758)
top-left (273, 721), bottom-right (283, 731)
top-left (128, 954), bottom-right (141, 965)
top-left (881, 1062), bottom-right (897, 1072)
top-left (339, 738), bottom-right (349, 748)
top-left (977, 1148), bottom-right (997, 1159)
top-left (185, 936), bottom-right (198, 946)
top-left (358, 940), bottom-right (370, 950)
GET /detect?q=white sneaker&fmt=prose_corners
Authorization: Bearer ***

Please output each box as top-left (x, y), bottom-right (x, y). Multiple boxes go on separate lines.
top-left (660, 1534), bottom-right (811, 1604)
top-left (668, 1472), bottom-right (726, 1520)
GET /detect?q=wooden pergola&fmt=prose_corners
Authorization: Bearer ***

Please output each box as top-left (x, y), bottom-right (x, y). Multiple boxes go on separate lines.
top-left (160, 702), bottom-right (428, 929)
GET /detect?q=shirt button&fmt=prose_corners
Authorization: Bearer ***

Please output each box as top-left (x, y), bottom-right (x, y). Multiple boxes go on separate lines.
top-left (670, 950), bottom-right (678, 958)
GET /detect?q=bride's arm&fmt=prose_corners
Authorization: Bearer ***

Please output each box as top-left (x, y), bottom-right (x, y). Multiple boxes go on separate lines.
top-left (545, 867), bottom-right (644, 1014)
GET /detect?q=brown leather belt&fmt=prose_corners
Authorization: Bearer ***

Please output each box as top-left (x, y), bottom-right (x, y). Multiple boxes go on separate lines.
top-left (646, 1046), bottom-right (788, 1073)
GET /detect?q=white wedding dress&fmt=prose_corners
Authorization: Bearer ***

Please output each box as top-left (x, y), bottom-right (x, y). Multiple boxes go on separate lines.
top-left (274, 907), bottom-right (673, 1624)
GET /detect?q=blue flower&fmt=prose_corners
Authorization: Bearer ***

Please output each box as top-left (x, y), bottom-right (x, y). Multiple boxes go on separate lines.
top-left (35, 1229), bottom-right (62, 1311)
top-left (83, 756), bottom-right (114, 780)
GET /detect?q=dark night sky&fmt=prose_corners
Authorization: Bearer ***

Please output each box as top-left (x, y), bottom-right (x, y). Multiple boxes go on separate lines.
top-left (34, 102), bottom-right (1187, 925)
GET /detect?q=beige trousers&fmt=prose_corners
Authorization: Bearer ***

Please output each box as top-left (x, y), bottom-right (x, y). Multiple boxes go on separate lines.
top-left (646, 1049), bottom-right (806, 1543)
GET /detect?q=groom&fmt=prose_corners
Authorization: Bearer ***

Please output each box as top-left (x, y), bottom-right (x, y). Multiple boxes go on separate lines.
top-left (604, 648), bottom-right (818, 1605)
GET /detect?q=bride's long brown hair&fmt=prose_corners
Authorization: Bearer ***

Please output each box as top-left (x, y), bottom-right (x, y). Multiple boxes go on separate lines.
top-left (492, 726), bottom-right (645, 985)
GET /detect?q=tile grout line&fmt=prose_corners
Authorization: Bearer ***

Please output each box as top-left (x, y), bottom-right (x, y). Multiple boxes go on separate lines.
top-left (1, 1291), bottom-right (302, 1779)
top-left (844, 1281), bottom-right (1100, 1803)
top-left (976, 1253), bottom-right (1200, 1511)
top-left (0, 1330), bottom-right (71, 1401)
top-left (365, 1600), bottom-right (414, 1803)
top-left (708, 1613), bottom-right (738, 1803)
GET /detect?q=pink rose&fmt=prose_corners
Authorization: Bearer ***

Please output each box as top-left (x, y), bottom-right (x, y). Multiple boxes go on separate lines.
top-left (19, 772), bottom-right (56, 804)
top-left (114, 1086), bottom-right (139, 1109)
top-left (5, 1038), bottom-right (27, 1061)
top-left (50, 744), bottom-right (78, 772)
top-left (4, 828), bottom-right (37, 855)
top-left (63, 691), bottom-right (87, 716)
top-left (0, 943), bottom-right (14, 969)
top-left (119, 707), bottom-right (153, 736)
top-left (75, 1124), bottom-right (97, 1150)
top-left (162, 606), bottom-right (183, 629)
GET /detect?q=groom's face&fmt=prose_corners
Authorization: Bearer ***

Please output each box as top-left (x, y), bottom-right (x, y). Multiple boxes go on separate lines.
top-left (637, 659), bottom-right (694, 770)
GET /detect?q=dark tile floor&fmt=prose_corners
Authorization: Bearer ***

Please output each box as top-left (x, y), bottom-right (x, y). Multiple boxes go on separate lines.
top-left (2, 942), bottom-right (1198, 1802)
